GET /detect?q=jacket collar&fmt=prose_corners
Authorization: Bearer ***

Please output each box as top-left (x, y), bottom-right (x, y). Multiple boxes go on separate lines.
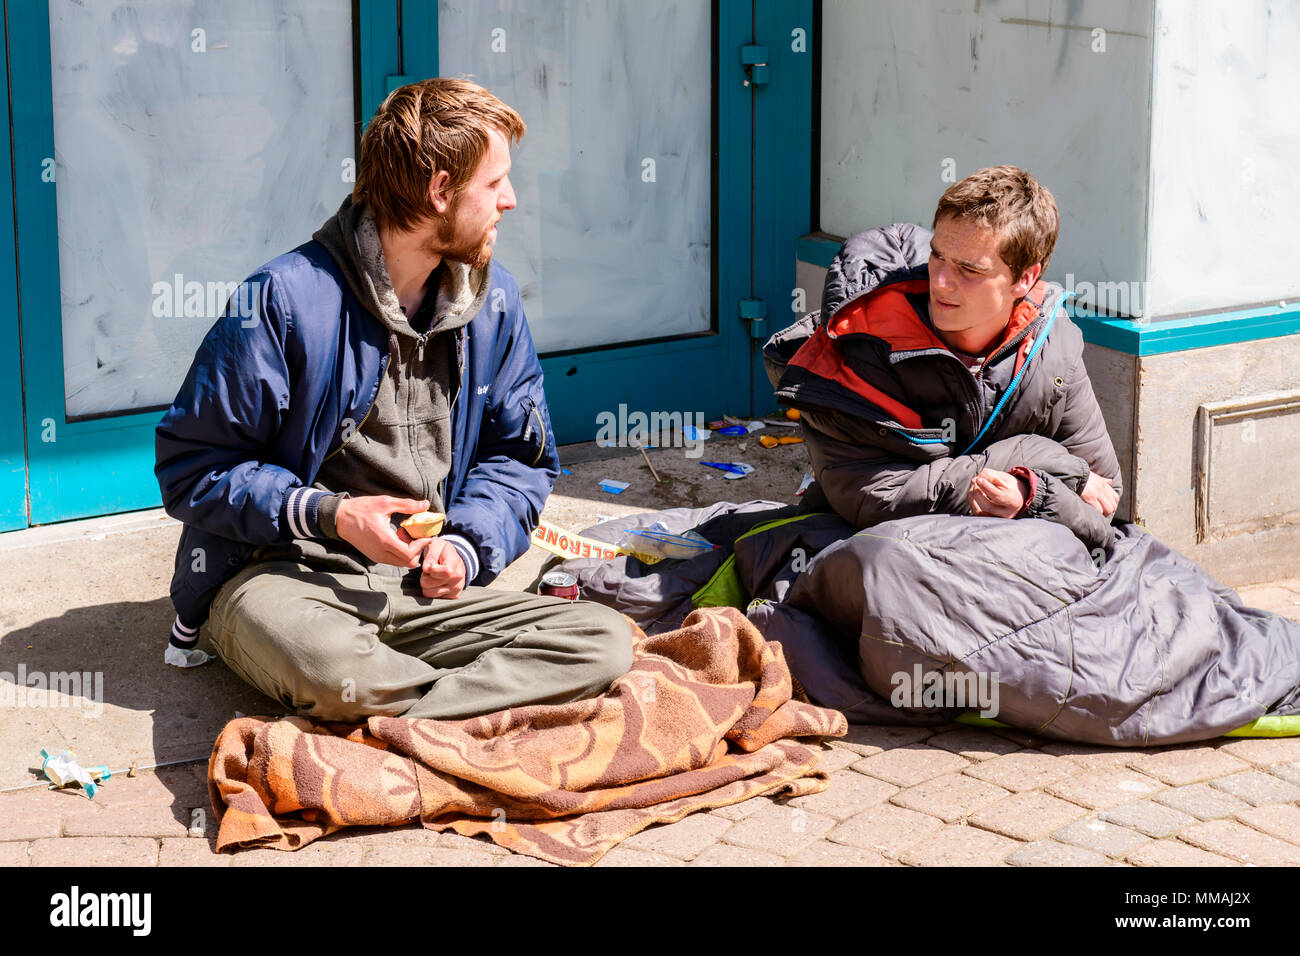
top-left (829, 275), bottom-right (1054, 363)
top-left (313, 196), bottom-right (488, 340)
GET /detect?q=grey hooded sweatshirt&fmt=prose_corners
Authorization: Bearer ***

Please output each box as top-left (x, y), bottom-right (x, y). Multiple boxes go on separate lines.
top-left (251, 196), bottom-right (489, 582)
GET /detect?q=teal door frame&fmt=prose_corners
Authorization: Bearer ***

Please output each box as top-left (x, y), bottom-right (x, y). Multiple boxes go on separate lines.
top-left (751, 0), bottom-right (813, 414)
top-left (0, 14), bottom-right (25, 532)
top-left (6, 0), bottom-right (399, 526)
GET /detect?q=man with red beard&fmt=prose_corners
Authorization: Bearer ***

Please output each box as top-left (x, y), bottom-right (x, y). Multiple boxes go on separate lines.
top-left (156, 78), bottom-right (632, 720)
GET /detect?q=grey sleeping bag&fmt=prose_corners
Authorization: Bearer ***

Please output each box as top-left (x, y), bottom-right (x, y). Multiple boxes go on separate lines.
top-left (777, 514), bottom-right (1300, 745)
top-left (546, 501), bottom-right (1300, 746)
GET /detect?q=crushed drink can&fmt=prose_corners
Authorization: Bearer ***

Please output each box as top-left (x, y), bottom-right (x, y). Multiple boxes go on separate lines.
top-left (539, 570), bottom-right (580, 601)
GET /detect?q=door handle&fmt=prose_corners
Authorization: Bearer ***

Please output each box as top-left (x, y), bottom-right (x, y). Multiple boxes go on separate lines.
top-left (741, 45), bottom-right (769, 86)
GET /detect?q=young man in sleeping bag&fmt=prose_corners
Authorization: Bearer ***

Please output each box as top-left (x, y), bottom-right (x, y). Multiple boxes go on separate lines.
top-left (767, 165), bottom-right (1122, 552)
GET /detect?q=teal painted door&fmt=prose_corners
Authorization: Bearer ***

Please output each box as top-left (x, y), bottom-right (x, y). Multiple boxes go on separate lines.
top-left (2, 0), bottom-right (813, 528)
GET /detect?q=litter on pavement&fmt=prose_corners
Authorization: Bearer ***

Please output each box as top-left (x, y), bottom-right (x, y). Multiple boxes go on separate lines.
top-left (531, 519), bottom-right (656, 563)
top-left (165, 645), bottom-right (214, 668)
top-left (619, 523), bottom-right (715, 560)
top-left (40, 749), bottom-right (111, 800)
top-left (631, 440), bottom-right (663, 482)
top-left (701, 461), bottom-right (754, 479)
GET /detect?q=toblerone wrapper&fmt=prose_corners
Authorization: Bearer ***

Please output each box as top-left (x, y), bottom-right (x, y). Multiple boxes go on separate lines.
top-left (530, 519), bottom-right (662, 565)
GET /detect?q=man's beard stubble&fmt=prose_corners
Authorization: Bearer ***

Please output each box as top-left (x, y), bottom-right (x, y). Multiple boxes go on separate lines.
top-left (428, 196), bottom-right (493, 271)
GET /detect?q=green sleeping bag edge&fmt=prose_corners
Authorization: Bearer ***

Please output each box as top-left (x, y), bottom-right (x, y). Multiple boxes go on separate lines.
top-left (955, 711), bottom-right (1300, 738)
top-left (691, 513), bottom-right (833, 611)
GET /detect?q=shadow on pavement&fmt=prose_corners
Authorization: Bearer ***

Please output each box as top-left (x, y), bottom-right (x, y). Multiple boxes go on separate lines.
top-left (1, 597), bottom-right (283, 804)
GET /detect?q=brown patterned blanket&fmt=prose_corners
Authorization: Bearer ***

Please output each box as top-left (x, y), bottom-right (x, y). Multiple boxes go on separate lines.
top-left (208, 606), bottom-right (847, 866)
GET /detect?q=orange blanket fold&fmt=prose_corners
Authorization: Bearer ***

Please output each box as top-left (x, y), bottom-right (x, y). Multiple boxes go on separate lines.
top-left (208, 606), bottom-right (848, 866)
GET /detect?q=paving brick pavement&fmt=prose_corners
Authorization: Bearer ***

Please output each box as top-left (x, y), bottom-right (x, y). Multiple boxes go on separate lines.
top-left (5, 486), bottom-right (1300, 869)
top-left (1099, 800), bottom-right (1198, 838)
top-left (889, 772), bottom-right (1010, 823)
top-left (851, 743), bottom-right (971, 786)
top-left (964, 749), bottom-right (1074, 792)
top-left (1211, 769), bottom-right (1300, 806)
top-left (1005, 840), bottom-right (1110, 866)
top-left (898, 823), bottom-right (1021, 866)
top-left (1051, 817), bottom-right (1152, 858)
top-left (968, 791), bottom-right (1090, 841)
top-left (1127, 745), bottom-right (1252, 786)
top-left (1153, 782), bottom-right (1252, 820)
top-left (5, 723), bottom-right (1300, 867)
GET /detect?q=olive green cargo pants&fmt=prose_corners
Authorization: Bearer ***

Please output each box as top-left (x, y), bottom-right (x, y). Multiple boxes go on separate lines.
top-left (204, 560), bottom-right (634, 721)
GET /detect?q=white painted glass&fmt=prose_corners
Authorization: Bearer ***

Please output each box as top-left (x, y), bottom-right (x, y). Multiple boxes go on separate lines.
top-left (438, 0), bottom-right (712, 353)
top-left (1146, 0), bottom-right (1300, 317)
top-left (50, 0), bottom-right (354, 418)
top-left (819, 0), bottom-right (1153, 317)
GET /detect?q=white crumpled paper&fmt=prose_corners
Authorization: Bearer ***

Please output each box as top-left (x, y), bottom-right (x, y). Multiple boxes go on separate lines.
top-left (164, 645), bottom-right (214, 668)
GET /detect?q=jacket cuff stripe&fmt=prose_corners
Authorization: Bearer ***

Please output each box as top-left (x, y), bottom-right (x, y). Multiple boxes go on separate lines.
top-left (285, 487), bottom-right (325, 538)
top-left (442, 533), bottom-right (480, 584)
top-left (295, 487), bottom-right (312, 537)
top-left (284, 487), bottom-right (303, 537)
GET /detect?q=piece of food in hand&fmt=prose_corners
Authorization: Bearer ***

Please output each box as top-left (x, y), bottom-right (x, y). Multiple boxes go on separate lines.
top-left (399, 511), bottom-right (446, 537)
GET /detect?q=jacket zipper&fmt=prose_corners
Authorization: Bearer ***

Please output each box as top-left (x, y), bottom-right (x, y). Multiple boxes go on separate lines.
top-left (416, 335), bottom-right (431, 506)
top-left (969, 309), bottom-right (1048, 432)
top-left (891, 308), bottom-right (1046, 447)
top-left (437, 328), bottom-right (466, 506)
top-left (528, 402), bottom-right (547, 467)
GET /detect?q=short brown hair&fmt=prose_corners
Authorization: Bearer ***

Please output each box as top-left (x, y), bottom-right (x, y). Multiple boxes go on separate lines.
top-left (352, 77), bottom-right (525, 233)
top-left (932, 166), bottom-right (1059, 279)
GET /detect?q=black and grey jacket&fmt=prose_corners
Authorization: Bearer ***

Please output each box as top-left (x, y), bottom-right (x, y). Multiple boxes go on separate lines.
top-left (764, 222), bottom-right (1122, 552)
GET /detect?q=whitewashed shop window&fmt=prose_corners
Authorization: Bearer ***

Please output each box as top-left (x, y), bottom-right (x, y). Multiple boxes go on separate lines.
top-left (50, 0), bottom-right (354, 418)
top-left (438, 0), bottom-right (713, 353)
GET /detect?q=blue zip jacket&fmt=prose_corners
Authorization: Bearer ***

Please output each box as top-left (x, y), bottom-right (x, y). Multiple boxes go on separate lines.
top-left (154, 238), bottom-right (558, 638)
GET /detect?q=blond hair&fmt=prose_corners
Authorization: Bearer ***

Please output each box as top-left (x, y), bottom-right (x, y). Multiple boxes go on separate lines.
top-left (352, 77), bottom-right (525, 233)
top-left (933, 166), bottom-right (1059, 278)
